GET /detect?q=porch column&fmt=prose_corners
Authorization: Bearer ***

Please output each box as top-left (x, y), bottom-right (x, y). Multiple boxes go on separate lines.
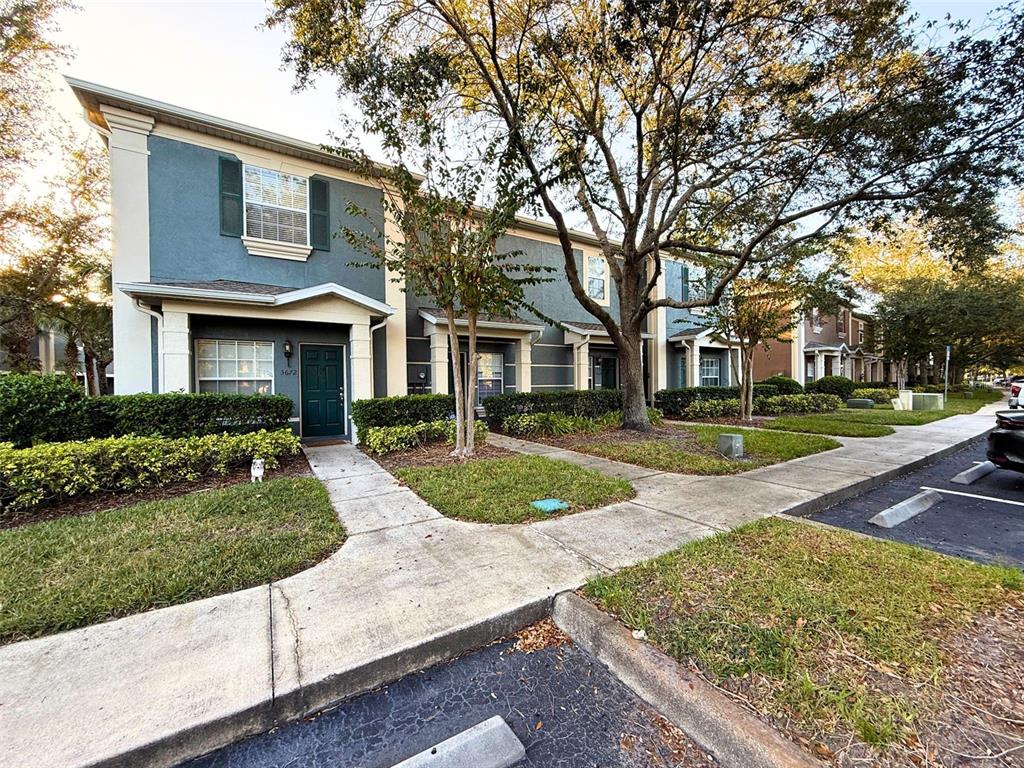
top-left (382, 188), bottom-right (408, 395)
top-left (733, 348), bottom-right (743, 387)
top-left (723, 348), bottom-right (733, 386)
top-left (574, 339), bottom-right (590, 390)
top-left (690, 340), bottom-right (702, 387)
top-left (517, 335), bottom-right (533, 393)
top-left (814, 351), bottom-right (825, 380)
top-left (162, 311), bottom-right (191, 392)
top-left (429, 325), bottom-right (449, 394)
top-left (350, 321), bottom-right (373, 403)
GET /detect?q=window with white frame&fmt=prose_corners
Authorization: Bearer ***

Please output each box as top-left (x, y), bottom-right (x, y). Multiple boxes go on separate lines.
top-left (243, 165), bottom-right (308, 245)
top-left (196, 340), bottom-right (274, 395)
top-left (837, 309), bottom-right (847, 335)
top-left (586, 254), bottom-right (608, 302)
top-left (859, 326), bottom-right (865, 344)
top-left (700, 357), bottom-right (721, 387)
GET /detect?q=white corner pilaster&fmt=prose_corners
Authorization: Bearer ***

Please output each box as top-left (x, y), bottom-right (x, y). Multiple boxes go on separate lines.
top-left (651, 259), bottom-right (669, 396)
top-left (103, 105), bottom-right (155, 394)
top-left (790, 313), bottom-right (805, 381)
top-left (349, 321), bottom-right (372, 443)
top-left (162, 311), bottom-right (191, 392)
top-left (814, 351), bottom-right (825, 380)
top-left (428, 325), bottom-right (449, 395)
top-left (517, 335), bottom-right (533, 393)
top-left (382, 192), bottom-right (408, 396)
top-left (690, 340), bottom-right (702, 387)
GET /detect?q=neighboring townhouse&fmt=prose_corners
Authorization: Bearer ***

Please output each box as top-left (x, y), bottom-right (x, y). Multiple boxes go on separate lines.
top-left (0, 327), bottom-right (113, 391)
top-left (751, 305), bottom-right (892, 384)
top-left (69, 78), bottom-right (740, 440)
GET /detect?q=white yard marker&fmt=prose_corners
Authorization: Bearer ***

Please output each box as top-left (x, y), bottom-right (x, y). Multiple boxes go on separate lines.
top-left (920, 486), bottom-right (1024, 508)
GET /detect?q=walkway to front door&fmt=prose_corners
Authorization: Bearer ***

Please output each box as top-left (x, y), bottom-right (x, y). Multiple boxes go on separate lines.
top-left (301, 344), bottom-right (346, 438)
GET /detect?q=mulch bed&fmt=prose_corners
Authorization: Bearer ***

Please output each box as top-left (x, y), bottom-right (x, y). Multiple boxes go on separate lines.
top-left (367, 441), bottom-right (516, 471)
top-left (666, 416), bottom-right (771, 427)
top-left (0, 452), bottom-right (313, 531)
top-left (520, 424), bottom-right (724, 458)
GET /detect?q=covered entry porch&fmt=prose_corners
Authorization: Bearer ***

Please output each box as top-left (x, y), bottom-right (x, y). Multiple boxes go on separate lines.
top-left (666, 326), bottom-right (743, 388)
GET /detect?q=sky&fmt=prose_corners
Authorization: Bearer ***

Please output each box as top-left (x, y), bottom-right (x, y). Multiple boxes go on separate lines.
top-left (35, 0), bottom-right (1007, 196)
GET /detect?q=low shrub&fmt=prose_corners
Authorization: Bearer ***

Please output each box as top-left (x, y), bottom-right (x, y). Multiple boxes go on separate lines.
top-left (351, 394), bottom-right (455, 430)
top-left (805, 376), bottom-right (856, 399)
top-left (0, 374), bottom-right (86, 447)
top-left (81, 393), bottom-right (293, 438)
top-left (912, 383), bottom-right (970, 394)
top-left (683, 398), bottom-right (741, 419)
top-left (681, 394), bottom-right (842, 420)
top-left (654, 385), bottom-right (778, 416)
top-left (757, 376), bottom-right (803, 395)
top-left (852, 387), bottom-right (897, 404)
top-left (0, 429), bottom-right (300, 514)
top-left (502, 407), bottom-right (664, 437)
top-left (361, 419), bottom-right (488, 454)
top-left (483, 389), bottom-right (623, 424)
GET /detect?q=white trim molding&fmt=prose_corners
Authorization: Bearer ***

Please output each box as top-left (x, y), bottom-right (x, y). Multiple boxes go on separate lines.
top-left (241, 237), bottom-right (313, 261)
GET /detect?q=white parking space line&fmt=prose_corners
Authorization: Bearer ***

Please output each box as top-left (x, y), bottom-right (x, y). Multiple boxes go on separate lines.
top-left (920, 486), bottom-right (1024, 508)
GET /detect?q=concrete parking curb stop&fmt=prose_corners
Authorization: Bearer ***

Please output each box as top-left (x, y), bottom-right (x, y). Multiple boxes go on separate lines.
top-left (551, 593), bottom-right (822, 768)
top-left (868, 489), bottom-right (943, 528)
top-left (950, 460), bottom-right (996, 485)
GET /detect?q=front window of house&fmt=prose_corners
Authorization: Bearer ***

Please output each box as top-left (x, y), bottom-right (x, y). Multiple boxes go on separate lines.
top-left (810, 308), bottom-right (821, 332)
top-left (243, 165), bottom-right (309, 245)
top-left (197, 339), bottom-right (274, 394)
top-left (476, 352), bottom-right (504, 406)
top-left (700, 357), bottom-right (721, 387)
top-left (837, 310), bottom-right (846, 335)
top-left (587, 255), bottom-right (608, 301)
top-left (859, 327), bottom-right (865, 344)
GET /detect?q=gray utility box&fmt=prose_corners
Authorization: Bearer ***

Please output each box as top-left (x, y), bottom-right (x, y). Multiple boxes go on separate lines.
top-left (912, 393), bottom-right (944, 411)
top-left (846, 398), bottom-right (875, 409)
top-left (718, 433), bottom-right (744, 459)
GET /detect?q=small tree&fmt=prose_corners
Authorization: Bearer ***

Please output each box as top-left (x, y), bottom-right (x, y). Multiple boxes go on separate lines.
top-left (344, 136), bottom-right (548, 457)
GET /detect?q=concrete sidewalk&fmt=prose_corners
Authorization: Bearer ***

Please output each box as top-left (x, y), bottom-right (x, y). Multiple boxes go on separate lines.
top-left (0, 403), bottom-right (1001, 768)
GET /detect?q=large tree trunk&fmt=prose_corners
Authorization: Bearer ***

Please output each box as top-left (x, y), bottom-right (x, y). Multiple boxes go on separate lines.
top-left (740, 344), bottom-right (755, 421)
top-left (619, 330), bottom-right (650, 431)
top-left (444, 306), bottom-right (466, 458)
top-left (63, 333), bottom-right (80, 380)
top-left (464, 312), bottom-right (478, 456)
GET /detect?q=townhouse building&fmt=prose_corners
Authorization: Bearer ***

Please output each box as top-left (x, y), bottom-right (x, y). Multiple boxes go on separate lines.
top-left (70, 78), bottom-right (743, 440)
top-left (751, 305), bottom-right (892, 384)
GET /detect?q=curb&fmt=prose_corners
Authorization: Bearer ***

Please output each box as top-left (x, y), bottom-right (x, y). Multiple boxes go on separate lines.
top-left (551, 593), bottom-right (822, 768)
top-left (95, 599), bottom-right (552, 768)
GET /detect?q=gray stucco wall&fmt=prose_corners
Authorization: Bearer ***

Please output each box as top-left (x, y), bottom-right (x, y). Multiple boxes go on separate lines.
top-left (147, 136), bottom-right (386, 300)
top-left (188, 315), bottom-right (352, 435)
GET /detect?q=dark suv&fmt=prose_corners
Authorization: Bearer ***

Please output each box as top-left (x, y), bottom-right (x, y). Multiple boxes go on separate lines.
top-left (988, 411), bottom-right (1024, 473)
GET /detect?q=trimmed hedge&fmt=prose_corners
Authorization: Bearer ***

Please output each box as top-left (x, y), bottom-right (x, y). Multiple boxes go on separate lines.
top-left (653, 385), bottom-right (779, 417)
top-left (757, 376), bottom-right (803, 395)
top-left (852, 387), bottom-right (897, 404)
top-left (483, 389), bottom-right (623, 424)
top-left (81, 393), bottom-right (293, 439)
top-left (362, 419), bottom-right (488, 454)
top-left (501, 408), bottom-right (664, 437)
top-left (0, 374), bottom-right (86, 447)
top-left (679, 393), bottom-right (843, 420)
top-left (0, 375), bottom-right (294, 445)
top-left (351, 394), bottom-right (455, 431)
top-left (804, 376), bottom-right (856, 399)
top-left (0, 429), bottom-right (300, 515)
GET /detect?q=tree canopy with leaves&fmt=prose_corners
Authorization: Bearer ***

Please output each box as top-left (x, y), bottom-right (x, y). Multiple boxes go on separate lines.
top-left (270, 0), bottom-right (1024, 428)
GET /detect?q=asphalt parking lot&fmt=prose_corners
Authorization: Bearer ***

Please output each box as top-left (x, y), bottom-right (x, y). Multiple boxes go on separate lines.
top-left (183, 625), bottom-right (715, 768)
top-left (814, 437), bottom-right (1024, 568)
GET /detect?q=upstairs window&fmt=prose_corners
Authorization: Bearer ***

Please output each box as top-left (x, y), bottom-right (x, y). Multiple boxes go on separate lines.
top-left (859, 326), bottom-right (865, 344)
top-left (837, 309), bottom-right (847, 335)
top-left (586, 254), bottom-right (608, 303)
top-left (243, 166), bottom-right (309, 245)
top-left (810, 308), bottom-right (822, 332)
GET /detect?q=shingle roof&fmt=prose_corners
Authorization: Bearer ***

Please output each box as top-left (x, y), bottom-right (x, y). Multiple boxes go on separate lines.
top-left (420, 307), bottom-right (540, 327)
top-left (152, 279), bottom-right (296, 295)
top-left (667, 324), bottom-right (708, 340)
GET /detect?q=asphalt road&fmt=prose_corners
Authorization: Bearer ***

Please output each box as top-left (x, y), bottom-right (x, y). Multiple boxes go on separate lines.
top-left (183, 630), bottom-right (715, 768)
top-left (814, 438), bottom-right (1024, 568)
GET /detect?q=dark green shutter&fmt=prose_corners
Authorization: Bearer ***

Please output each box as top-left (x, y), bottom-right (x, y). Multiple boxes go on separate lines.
top-left (219, 156), bottom-right (243, 237)
top-left (310, 178), bottom-right (330, 251)
top-left (681, 265), bottom-right (690, 301)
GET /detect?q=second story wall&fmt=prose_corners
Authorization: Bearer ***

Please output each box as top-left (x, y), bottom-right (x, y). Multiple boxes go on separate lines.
top-left (147, 134), bottom-right (386, 301)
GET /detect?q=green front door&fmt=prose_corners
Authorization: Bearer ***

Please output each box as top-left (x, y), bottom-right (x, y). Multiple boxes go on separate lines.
top-left (301, 345), bottom-right (346, 437)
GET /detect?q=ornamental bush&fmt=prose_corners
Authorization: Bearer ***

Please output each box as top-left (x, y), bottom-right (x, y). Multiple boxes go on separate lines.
top-left (681, 398), bottom-right (740, 419)
top-left (852, 387), bottom-right (898, 404)
top-left (482, 389), bottom-right (623, 425)
top-left (754, 394), bottom-right (843, 414)
top-left (501, 407), bottom-right (663, 437)
top-left (351, 394), bottom-right (455, 430)
top-left (0, 374), bottom-right (86, 447)
top-left (804, 375), bottom-right (856, 399)
top-left (757, 375), bottom-right (804, 395)
top-left (361, 418), bottom-right (487, 454)
top-left (654, 384), bottom-right (779, 416)
top-left (0, 429), bottom-right (300, 515)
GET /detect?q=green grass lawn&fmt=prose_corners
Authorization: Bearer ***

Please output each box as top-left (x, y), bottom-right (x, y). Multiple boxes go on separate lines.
top-left (0, 478), bottom-right (344, 644)
top-left (396, 455), bottom-right (634, 524)
top-left (763, 391), bottom-right (1001, 436)
top-left (585, 518), bottom-right (1022, 755)
top-left (572, 425), bottom-right (839, 475)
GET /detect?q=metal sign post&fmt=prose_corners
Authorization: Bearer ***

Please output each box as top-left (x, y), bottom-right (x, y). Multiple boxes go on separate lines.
top-left (943, 345), bottom-right (951, 401)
